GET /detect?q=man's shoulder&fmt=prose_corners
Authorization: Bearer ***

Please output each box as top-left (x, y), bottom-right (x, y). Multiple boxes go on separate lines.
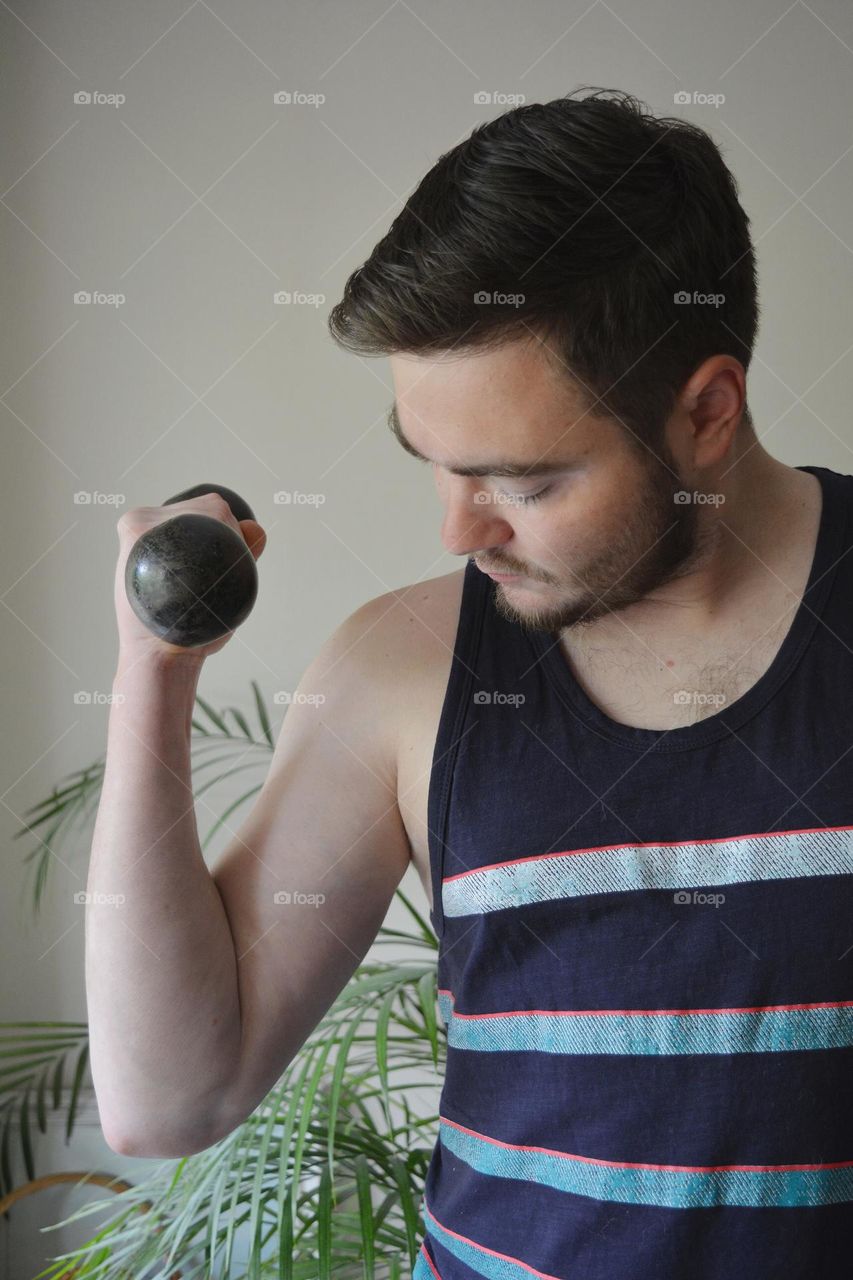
top-left (323, 569), bottom-right (467, 771)
top-left (349, 568), bottom-right (467, 677)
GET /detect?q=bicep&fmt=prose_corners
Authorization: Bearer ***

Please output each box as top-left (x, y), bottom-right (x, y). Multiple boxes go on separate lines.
top-left (209, 599), bottom-right (411, 1134)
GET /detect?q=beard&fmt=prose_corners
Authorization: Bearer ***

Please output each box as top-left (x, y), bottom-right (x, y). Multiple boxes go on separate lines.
top-left (481, 437), bottom-right (715, 636)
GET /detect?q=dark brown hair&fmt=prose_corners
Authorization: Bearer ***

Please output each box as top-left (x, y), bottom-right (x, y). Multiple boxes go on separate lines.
top-left (327, 87), bottom-right (759, 452)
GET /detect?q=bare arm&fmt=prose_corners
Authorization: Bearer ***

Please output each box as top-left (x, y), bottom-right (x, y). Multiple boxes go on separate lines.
top-left (85, 650), bottom-right (242, 1155)
top-left (87, 586), bottom-right (411, 1158)
top-left (207, 599), bottom-right (411, 1142)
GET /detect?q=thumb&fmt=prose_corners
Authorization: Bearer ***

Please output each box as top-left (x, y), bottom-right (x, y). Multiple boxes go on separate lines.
top-left (239, 519), bottom-right (267, 560)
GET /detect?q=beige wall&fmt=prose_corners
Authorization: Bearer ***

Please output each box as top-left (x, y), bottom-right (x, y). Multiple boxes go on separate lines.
top-left (3, 0), bottom-right (853, 1273)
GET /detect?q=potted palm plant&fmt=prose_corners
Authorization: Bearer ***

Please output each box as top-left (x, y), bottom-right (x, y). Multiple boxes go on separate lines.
top-left (1, 681), bottom-right (443, 1278)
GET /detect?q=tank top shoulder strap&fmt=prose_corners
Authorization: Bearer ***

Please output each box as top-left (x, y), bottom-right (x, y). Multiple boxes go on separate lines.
top-left (427, 558), bottom-right (489, 937)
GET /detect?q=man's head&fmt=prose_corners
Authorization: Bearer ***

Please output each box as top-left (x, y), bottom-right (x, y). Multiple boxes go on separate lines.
top-left (328, 87), bottom-right (760, 632)
top-left (386, 335), bottom-right (738, 632)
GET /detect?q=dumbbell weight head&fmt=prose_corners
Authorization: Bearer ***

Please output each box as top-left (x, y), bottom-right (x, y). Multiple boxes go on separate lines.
top-left (162, 482), bottom-right (256, 524)
top-left (124, 484), bottom-right (259, 648)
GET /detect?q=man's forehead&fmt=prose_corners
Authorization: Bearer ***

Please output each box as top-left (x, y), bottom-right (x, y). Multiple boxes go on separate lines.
top-left (386, 341), bottom-right (598, 476)
top-left (387, 398), bottom-right (589, 479)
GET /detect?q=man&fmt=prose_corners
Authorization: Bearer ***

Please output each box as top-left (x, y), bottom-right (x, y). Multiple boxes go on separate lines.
top-left (89, 88), bottom-right (853, 1279)
top-left (327, 85), bottom-right (853, 1278)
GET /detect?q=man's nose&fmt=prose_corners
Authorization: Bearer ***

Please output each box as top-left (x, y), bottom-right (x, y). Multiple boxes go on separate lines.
top-left (439, 482), bottom-right (513, 558)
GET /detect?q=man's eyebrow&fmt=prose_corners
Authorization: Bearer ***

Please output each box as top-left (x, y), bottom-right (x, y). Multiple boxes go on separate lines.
top-left (386, 402), bottom-right (572, 479)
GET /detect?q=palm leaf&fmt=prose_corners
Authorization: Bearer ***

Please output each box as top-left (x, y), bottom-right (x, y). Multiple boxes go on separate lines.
top-left (0, 1023), bottom-right (90, 1197)
top-left (27, 955), bottom-right (443, 1278)
top-left (14, 684), bottom-right (279, 913)
top-left (252, 679), bottom-right (275, 748)
top-left (194, 693), bottom-right (231, 735)
top-left (201, 783), bottom-right (264, 849)
top-left (13, 764), bottom-right (105, 915)
top-left (354, 1155), bottom-right (375, 1276)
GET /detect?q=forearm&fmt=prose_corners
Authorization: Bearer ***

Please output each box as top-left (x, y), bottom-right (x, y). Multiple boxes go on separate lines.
top-left (85, 652), bottom-right (242, 1155)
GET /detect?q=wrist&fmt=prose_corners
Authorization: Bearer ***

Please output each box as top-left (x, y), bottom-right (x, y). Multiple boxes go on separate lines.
top-left (111, 648), bottom-right (205, 742)
top-left (114, 646), bottom-right (205, 691)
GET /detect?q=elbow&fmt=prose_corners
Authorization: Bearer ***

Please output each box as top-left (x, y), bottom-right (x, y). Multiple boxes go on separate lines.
top-left (102, 1127), bottom-right (148, 1158)
top-left (96, 1082), bottom-right (245, 1159)
top-left (102, 1121), bottom-right (223, 1159)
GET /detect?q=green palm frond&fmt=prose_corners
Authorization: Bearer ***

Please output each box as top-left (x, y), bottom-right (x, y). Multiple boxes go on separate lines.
top-left (0, 1022), bottom-right (90, 1198)
top-left (12, 763), bottom-right (105, 915)
top-left (13, 680), bottom-right (277, 912)
top-left (28, 956), bottom-right (442, 1279)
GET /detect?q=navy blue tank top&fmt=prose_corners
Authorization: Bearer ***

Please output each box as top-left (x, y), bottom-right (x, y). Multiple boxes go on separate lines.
top-left (413, 464), bottom-right (853, 1279)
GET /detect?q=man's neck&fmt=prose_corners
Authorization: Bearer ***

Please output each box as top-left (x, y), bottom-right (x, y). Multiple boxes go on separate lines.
top-left (573, 451), bottom-right (820, 650)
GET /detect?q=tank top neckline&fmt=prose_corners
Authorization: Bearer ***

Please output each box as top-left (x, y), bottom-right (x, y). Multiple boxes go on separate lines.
top-left (516, 464), bottom-right (846, 754)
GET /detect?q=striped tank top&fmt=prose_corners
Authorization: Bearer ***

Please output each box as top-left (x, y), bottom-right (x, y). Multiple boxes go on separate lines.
top-left (413, 463), bottom-right (853, 1279)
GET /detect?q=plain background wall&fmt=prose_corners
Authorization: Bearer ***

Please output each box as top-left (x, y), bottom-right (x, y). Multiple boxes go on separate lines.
top-left (3, 0), bottom-right (853, 1273)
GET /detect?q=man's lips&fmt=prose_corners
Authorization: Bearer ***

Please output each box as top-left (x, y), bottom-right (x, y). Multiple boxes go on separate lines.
top-left (478, 564), bottom-right (524, 578)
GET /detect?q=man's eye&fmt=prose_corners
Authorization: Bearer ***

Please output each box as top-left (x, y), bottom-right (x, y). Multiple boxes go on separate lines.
top-left (503, 485), bottom-right (551, 505)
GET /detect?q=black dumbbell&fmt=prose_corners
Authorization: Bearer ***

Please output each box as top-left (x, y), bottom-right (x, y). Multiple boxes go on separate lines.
top-left (124, 484), bottom-right (259, 648)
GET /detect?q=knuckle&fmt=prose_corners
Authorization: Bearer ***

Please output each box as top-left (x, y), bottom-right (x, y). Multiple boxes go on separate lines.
top-left (190, 493), bottom-right (233, 521)
top-left (117, 508), bottom-right (140, 532)
top-left (208, 494), bottom-right (234, 518)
